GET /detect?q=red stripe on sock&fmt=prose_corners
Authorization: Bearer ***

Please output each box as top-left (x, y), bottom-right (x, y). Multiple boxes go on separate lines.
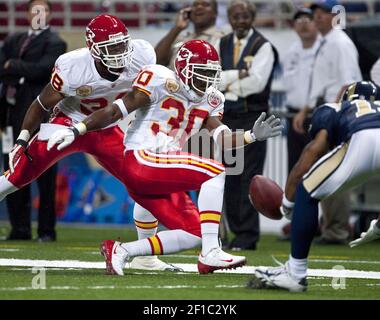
top-left (156, 235), bottom-right (164, 255)
top-left (147, 237), bottom-right (155, 255)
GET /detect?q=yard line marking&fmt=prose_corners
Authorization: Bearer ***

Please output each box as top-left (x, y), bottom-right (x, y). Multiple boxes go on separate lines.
top-left (1, 259), bottom-right (380, 280)
top-left (10, 267), bottom-right (83, 271)
top-left (0, 284), bottom-right (245, 292)
top-left (0, 244), bottom-right (26, 249)
top-left (275, 254), bottom-right (351, 260)
top-left (174, 264), bottom-right (380, 279)
top-left (157, 285), bottom-right (204, 289)
top-left (0, 287), bottom-right (34, 291)
top-left (0, 286), bottom-right (80, 291)
top-left (311, 283), bottom-right (380, 287)
top-left (0, 249), bottom-right (19, 252)
top-left (216, 285), bottom-right (245, 288)
top-left (0, 259), bottom-right (105, 269)
top-left (306, 268), bottom-right (380, 280)
top-left (310, 259), bottom-right (380, 265)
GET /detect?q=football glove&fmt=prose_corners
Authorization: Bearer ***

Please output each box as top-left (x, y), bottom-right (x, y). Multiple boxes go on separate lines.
top-left (9, 130), bottom-right (32, 174)
top-left (47, 123), bottom-right (87, 151)
top-left (280, 195), bottom-right (294, 221)
top-left (251, 112), bottom-right (283, 142)
top-left (349, 219), bottom-right (380, 248)
top-left (47, 128), bottom-right (76, 151)
top-left (148, 132), bottom-right (181, 153)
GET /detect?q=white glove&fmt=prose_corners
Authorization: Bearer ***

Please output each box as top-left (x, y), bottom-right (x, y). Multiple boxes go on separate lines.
top-left (47, 128), bottom-right (76, 151)
top-left (349, 219), bottom-right (380, 248)
top-left (148, 132), bottom-right (180, 153)
top-left (8, 130), bottom-right (32, 174)
top-left (251, 112), bottom-right (283, 141)
top-left (280, 195), bottom-right (294, 221)
top-left (9, 140), bottom-right (32, 173)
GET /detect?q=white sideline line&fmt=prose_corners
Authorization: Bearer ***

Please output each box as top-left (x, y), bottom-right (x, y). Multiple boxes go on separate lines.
top-left (1, 258), bottom-right (380, 280)
top-left (0, 284), bottom-right (247, 292)
top-left (310, 259), bottom-right (380, 265)
top-left (3, 283), bottom-right (380, 292)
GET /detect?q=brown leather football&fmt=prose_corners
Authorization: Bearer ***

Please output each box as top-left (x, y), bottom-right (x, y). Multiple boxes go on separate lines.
top-left (248, 175), bottom-right (283, 220)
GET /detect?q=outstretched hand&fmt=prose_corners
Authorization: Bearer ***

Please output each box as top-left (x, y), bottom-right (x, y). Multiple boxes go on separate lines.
top-left (349, 219), bottom-right (380, 248)
top-left (251, 112), bottom-right (283, 141)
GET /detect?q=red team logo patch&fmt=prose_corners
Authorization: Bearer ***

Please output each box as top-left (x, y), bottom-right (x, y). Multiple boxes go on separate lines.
top-left (207, 91), bottom-right (221, 108)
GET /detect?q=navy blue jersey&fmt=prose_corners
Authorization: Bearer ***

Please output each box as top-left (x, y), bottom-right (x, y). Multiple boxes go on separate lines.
top-left (309, 100), bottom-right (380, 146)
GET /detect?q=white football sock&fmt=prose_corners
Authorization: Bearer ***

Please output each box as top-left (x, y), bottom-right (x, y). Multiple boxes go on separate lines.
top-left (198, 172), bottom-right (225, 255)
top-left (121, 230), bottom-right (201, 257)
top-left (121, 239), bottom-right (151, 257)
top-left (288, 255), bottom-right (308, 280)
top-left (133, 203), bottom-right (158, 240)
top-left (151, 230), bottom-right (201, 254)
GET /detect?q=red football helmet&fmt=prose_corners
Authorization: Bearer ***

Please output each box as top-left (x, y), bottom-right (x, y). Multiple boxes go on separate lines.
top-left (85, 14), bottom-right (132, 74)
top-left (174, 40), bottom-right (221, 96)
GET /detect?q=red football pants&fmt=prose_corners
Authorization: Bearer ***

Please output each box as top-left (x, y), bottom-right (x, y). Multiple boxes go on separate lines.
top-left (6, 113), bottom-right (127, 189)
top-left (5, 114), bottom-right (225, 237)
top-left (123, 149), bottom-right (225, 237)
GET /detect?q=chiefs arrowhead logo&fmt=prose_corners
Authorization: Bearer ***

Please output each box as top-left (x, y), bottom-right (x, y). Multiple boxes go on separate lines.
top-left (176, 47), bottom-right (193, 62)
top-left (85, 27), bottom-right (95, 42)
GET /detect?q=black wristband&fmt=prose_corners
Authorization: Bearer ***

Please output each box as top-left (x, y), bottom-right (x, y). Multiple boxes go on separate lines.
top-left (71, 127), bottom-right (80, 137)
top-left (16, 139), bottom-right (28, 148)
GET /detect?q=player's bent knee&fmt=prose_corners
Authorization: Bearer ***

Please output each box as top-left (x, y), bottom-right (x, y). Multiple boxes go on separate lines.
top-left (201, 171), bottom-right (225, 191)
top-left (133, 203), bottom-right (157, 222)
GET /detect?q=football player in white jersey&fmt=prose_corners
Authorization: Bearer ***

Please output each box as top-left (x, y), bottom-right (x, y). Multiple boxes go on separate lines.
top-left (0, 14), bottom-right (179, 271)
top-left (48, 39), bottom-right (283, 275)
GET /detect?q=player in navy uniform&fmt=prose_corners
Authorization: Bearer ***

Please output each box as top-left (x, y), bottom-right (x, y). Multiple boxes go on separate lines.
top-left (252, 81), bottom-right (380, 292)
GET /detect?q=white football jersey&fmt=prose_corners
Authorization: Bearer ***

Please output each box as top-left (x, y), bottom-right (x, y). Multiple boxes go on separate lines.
top-left (124, 64), bottom-right (224, 151)
top-left (51, 39), bottom-right (156, 125)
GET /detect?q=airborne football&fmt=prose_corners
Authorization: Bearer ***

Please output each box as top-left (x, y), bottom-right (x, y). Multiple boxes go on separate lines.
top-left (249, 175), bottom-right (283, 220)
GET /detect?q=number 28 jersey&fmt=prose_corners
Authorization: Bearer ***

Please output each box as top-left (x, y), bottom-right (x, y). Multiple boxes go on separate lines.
top-left (124, 64), bottom-right (224, 151)
top-left (50, 39), bottom-right (156, 125)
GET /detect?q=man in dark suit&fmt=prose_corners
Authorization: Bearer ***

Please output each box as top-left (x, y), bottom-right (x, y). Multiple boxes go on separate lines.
top-left (0, 0), bottom-right (66, 241)
top-left (217, 0), bottom-right (278, 250)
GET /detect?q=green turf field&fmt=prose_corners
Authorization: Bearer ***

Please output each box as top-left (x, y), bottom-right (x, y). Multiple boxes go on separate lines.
top-left (0, 222), bottom-right (379, 300)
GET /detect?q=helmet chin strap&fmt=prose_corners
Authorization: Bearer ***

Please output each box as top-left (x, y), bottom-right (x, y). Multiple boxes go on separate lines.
top-left (186, 86), bottom-right (204, 103)
top-left (178, 71), bottom-right (203, 103)
top-left (107, 66), bottom-right (124, 76)
top-left (99, 57), bottom-right (124, 76)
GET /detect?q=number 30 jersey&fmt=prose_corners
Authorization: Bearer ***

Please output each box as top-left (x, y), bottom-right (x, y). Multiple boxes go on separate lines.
top-left (50, 39), bottom-right (156, 125)
top-left (123, 64), bottom-right (225, 151)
